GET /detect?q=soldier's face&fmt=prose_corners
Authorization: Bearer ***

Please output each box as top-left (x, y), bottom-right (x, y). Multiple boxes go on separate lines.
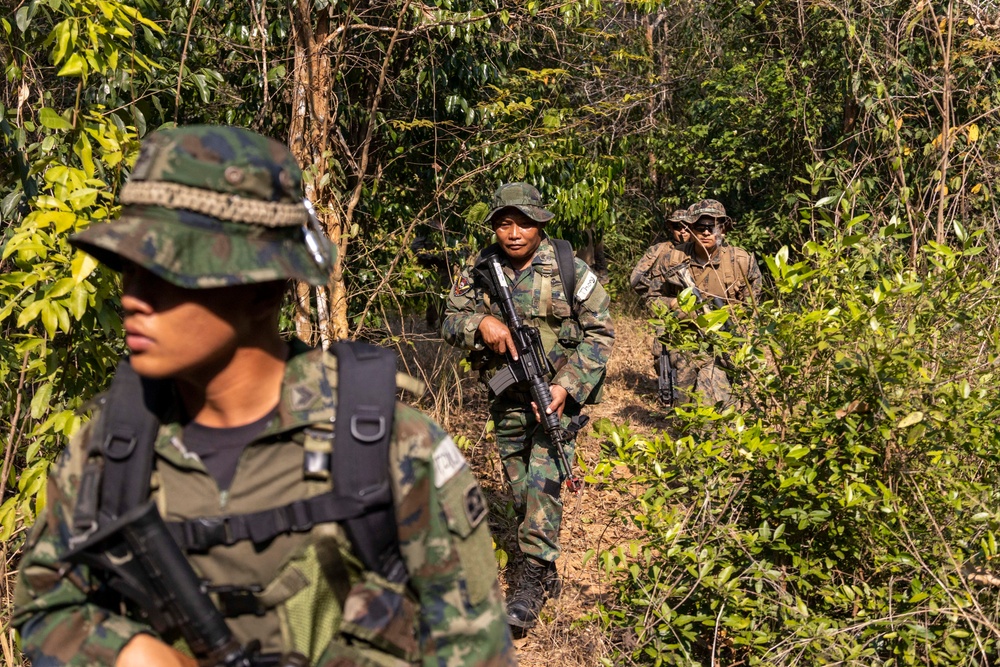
top-left (492, 209), bottom-right (544, 269)
top-left (120, 263), bottom-right (265, 381)
top-left (670, 224), bottom-right (690, 244)
top-left (687, 217), bottom-right (722, 254)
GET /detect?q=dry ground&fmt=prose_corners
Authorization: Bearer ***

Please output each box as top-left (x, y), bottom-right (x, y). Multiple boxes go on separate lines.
top-left (399, 311), bottom-right (669, 666)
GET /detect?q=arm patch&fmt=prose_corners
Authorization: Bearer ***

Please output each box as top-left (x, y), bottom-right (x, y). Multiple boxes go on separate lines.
top-left (432, 436), bottom-right (467, 488)
top-left (576, 270), bottom-right (598, 302)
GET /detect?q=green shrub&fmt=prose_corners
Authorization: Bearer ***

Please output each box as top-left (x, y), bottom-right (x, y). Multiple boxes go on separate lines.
top-left (593, 220), bottom-right (1000, 666)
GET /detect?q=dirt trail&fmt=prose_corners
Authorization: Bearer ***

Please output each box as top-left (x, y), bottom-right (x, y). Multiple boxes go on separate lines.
top-left (445, 313), bottom-right (668, 665)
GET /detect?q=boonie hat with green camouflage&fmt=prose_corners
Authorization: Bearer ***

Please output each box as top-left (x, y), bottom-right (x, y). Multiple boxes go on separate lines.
top-left (69, 125), bottom-right (334, 288)
top-left (484, 182), bottom-right (555, 224)
top-left (687, 199), bottom-right (730, 223)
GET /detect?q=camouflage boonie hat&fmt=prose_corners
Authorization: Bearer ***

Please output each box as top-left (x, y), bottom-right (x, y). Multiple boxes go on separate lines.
top-left (484, 182), bottom-right (554, 224)
top-left (687, 199), bottom-right (730, 226)
top-left (69, 125), bottom-right (334, 288)
top-left (667, 209), bottom-right (689, 225)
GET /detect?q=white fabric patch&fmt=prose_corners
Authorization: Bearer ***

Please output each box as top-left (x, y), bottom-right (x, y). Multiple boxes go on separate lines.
top-left (576, 270), bottom-right (598, 302)
top-left (432, 436), bottom-right (467, 488)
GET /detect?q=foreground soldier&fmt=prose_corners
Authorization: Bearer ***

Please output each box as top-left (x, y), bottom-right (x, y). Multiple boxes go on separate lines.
top-left (631, 199), bottom-right (761, 406)
top-left (442, 183), bottom-right (614, 633)
top-left (13, 126), bottom-right (515, 667)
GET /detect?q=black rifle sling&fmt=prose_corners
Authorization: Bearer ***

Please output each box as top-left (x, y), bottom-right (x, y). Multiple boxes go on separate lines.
top-left (78, 345), bottom-right (406, 584)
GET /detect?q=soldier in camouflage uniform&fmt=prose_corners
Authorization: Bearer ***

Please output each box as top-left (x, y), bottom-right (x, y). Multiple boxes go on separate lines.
top-left (630, 208), bottom-right (691, 404)
top-left (441, 183), bottom-right (614, 633)
top-left (13, 126), bottom-right (515, 667)
top-left (631, 199), bottom-right (761, 406)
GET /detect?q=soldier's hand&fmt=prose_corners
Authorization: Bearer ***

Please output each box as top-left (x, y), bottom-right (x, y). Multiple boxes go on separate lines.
top-left (532, 384), bottom-right (568, 420)
top-left (116, 633), bottom-right (198, 667)
top-left (477, 316), bottom-right (517, 360)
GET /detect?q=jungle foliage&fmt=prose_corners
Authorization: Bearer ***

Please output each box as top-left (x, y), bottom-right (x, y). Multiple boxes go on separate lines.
top-left (1, 0), bottom-right (999, 663)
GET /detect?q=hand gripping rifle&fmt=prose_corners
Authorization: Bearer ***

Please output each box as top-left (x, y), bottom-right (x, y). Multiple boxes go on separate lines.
top-left (474, 254), bottom-right (583, 493)
top-left (65, 502), bottom-right (307, 667)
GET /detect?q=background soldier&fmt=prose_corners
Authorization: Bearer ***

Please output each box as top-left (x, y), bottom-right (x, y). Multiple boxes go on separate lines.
top-left (631, 199), bottom-right (761, 406)
top-left (13, 126), bottom-right (515, 667)
top-left (442, 183), bottom-right (614, 634)
top-left (630, 208), bottom-right (692, 404)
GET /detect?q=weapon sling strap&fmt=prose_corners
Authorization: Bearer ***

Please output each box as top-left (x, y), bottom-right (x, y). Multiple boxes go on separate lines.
top-left (74, 344), bottom-right (407, 584)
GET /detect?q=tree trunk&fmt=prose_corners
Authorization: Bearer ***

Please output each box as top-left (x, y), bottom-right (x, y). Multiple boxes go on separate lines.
top-left (287, 0), bottom-right (349, 344)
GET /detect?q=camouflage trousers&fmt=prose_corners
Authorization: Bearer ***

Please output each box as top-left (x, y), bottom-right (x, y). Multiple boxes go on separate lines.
top-left (652, 335), bottom-right (733, 407)
top-left (490, 398), bottom-right (577, 563)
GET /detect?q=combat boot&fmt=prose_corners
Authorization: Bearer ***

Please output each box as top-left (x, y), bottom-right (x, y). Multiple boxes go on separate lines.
top-left (506, 558), bottom-right (549, 633)
top-left (541, 560), bottom-right (562, 599)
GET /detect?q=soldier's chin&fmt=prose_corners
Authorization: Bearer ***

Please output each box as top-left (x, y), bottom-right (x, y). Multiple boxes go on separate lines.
top-left (128, 355), bottom-right (173, 379)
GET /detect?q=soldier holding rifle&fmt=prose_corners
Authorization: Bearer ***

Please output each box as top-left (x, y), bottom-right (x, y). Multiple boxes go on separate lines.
top-left (442, 183), bottom-right (614, 634)
top-left (632, 199), bottom-right (761, 407)
top-left (13, 126), bottom-right (514, 667)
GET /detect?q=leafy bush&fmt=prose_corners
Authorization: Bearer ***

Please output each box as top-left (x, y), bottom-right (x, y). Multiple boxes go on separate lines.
top-left (593, 220), bottom-right (1000, 665)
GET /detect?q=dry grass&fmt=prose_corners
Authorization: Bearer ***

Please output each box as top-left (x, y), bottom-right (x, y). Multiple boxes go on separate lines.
top-left (395, 310), bottom-right (667, 665)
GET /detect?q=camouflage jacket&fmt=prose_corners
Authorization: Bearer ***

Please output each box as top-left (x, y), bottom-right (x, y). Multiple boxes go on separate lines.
top-left (13, 341), bottom-right (515, 667)
top-left (441, 237), bottom-right (614, 406)
top-left (632, 241), bottom-right (762, 315)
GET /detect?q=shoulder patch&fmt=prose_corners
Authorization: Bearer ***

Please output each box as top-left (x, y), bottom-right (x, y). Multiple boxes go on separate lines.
top-left (432, 436), bottom-right (467, 488)
top-left (452, 275), bottom-right (472, 297)
top-left (464, 482), bottom-right (488, 528)
top-left (576, 270), bottom-right (599, 302)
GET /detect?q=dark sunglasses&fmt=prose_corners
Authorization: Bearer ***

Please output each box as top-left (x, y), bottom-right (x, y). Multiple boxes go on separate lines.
top-left (688, 223), bottom-right (719, 234)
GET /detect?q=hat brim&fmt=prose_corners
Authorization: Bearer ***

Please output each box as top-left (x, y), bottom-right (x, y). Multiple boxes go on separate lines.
top-left (484, 204), bottom-right (554, 224)
top-left (69, 206), bottom-right (333, 288)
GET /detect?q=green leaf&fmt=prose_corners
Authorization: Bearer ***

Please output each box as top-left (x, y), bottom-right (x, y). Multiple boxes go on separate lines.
top-left (57, 52), bottom-right (87, 77)
top-left (29, 382), bottom-right (53, 420)
top-left (71, 251), bottom-right (99, 283)
top-left (38, 107), bottom-right (73, 130)
top-left (15, 4), bottom-right (31, 32)
top-left (897, 412), bottom-right (924, 429)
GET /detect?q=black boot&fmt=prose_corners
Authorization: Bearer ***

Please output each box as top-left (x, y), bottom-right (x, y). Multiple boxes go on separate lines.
top-left (542, 560), bottom-right (562, 599)
top-left (506, 558), bottom-right (549, 633)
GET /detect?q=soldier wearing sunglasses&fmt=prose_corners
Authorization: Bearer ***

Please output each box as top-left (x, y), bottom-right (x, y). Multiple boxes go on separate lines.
top-left (631, 199), bottom-right (761, 407)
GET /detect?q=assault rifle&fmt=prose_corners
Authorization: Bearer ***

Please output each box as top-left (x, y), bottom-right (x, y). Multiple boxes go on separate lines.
top-left (474, 253), bottom-right (583, 492)
top-left (65, 502), bottom-right (307, 667)
top-left (657, 343), bottom-right (679, 406)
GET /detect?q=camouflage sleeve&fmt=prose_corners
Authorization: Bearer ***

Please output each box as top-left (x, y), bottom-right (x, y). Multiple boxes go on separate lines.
top-left (745, 253), bottom-right (762, 302)
top-left (441, 261), bottom-right (490, 350)
top-left (390, 405), bottom-right (516, 667)
top-left (12, 420), bottom-right (155, 665)
top-left (643, 250), bottom-right (689, 317)
top-left (551, 258), bottom-right (615, 406)
top-left (630, 243), bottom-right (667, 298)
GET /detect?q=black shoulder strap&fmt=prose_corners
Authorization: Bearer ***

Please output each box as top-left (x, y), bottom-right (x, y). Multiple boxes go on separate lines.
top-left (329, 341), bottom-right (406, 583)
top-left (79, 347), bottom-right (407, 585)
top-left (72, 358), bottom-right (164, 538)
top-left (552, 237), bottom-right (577, 306)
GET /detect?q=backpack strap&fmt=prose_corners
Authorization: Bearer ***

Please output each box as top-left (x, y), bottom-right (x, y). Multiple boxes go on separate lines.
top-left (551, 238), bottom-right (577, 307)
top-left (72, 359), bottom-right (164, 543)
top-left (328, 341), bottom-right (406, 584)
